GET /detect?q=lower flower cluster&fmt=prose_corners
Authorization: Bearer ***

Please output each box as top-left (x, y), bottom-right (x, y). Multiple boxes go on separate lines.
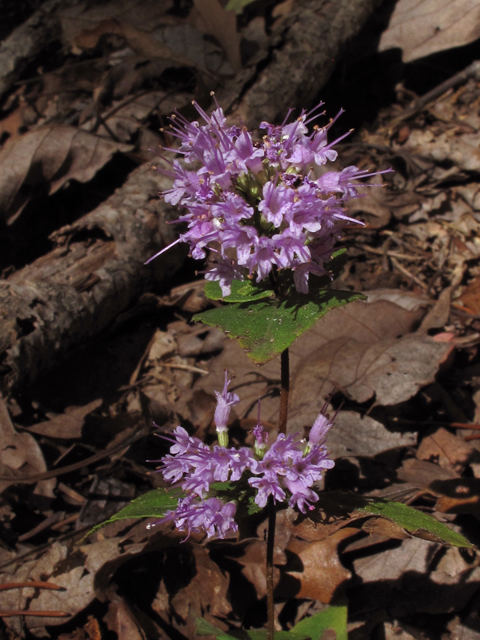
top-left (153, 375), bottom-right (335, 539)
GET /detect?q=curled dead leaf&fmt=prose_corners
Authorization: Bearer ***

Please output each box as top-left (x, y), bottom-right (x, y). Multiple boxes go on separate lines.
top-left (0, 126), bottom-right (132, 224)
top-left (282, 528), bottom-right (357, 603)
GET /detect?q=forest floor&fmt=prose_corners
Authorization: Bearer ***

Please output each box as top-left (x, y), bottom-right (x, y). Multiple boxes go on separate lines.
top-left (2, 1), bottom-right (480, 639)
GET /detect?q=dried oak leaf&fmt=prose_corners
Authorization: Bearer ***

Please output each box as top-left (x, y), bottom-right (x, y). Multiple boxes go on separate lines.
top-left (280, 528), bottom-right (357, 603)
top-left (0, 126), bottom-right (132, 224)
top-left (235, 539), bottom-right (287, 600)
top-left (379, 0), bottom-right (480, 62)
top-left (169, 545), bottom-right (230, 621)
top-left (416, 427), bottom-right (477, 474)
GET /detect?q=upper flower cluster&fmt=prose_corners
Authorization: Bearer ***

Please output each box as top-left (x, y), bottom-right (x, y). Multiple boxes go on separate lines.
top-left (153, 375), bottom-right (335, 539)
top-left (150, 98), bottom-right (389, 296)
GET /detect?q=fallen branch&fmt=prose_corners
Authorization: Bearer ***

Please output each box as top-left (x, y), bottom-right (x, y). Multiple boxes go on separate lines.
top-left (0, 164), bottom-right (184, 394)
top-left (220, 0), bottom-right (383, 128)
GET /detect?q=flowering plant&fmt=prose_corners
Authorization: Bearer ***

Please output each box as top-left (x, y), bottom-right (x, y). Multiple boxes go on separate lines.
top-left (152, 373), bottom-right (334, 540)
top-left (150, 99), bottom-right (385, 299)
top-left (90, 97), bottom-right (471, 640)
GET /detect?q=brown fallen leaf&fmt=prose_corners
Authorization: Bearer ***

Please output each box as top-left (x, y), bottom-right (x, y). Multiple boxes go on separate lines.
top-left (361, 517), bottom-right (411, 541)
top-left (284, 504), bottom-right (367, 543)
top-left (0, 125), bottom-right (132, 224)
top-left (168, 544), bottom-right (230, 621)
top-left (397, 457), bottom-right (459, 485)
top-left (0, 395), bottom-right (53, 496)
top-left (0, 539), bottom-right (119, 635)
top-left (418, 287), bottom-right (452, 332)
top-left (401, 128), bottom-right (480, 173)
top-left (429, 477), bottom-right (480, 521)
top-left (26, 399), bottom-right (102, 439)
top-left (282, 528), bottom-right (356, 603)
top-left (327, 411), bottom-right (416, 459)
top-left (354, 536), bottom-right (480, 617)
top-left (191, 0), bottom-right (241, 71)
top-left (74, 19), bottom-right (195, 68)
top-left (194, 294), bottom-right (430, 430)
top-left (454, 277), bottom-right (480, 315)
top-left (417, 427), bottom-right (477, 474)
top-left (378, 0), bottom-right (480, 63)
top-left (235, 539), bottom-right (287, 600)
top-left (104, 600), bottom-right (147, 640)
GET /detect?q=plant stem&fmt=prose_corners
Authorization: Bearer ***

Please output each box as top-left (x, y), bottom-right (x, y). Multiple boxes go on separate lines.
top-left (266, 495), bottom-right (276, 640)
top-left (278, 348), bottom-right (290, 435)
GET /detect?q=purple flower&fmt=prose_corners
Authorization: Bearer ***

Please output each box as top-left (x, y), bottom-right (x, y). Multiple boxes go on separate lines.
top-left (149, 97), bottom-right (391, 294)
top-left (214, 372), bottom-right (240, 443)
top-left (153, 376), bottom-right (336, 538)
top-left (258, 182), bottom-right (295, 227)
top-left (160, 496), bottom-right (238, 540)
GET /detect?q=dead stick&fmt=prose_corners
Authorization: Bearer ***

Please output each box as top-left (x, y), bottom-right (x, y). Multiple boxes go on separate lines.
top-left (0, 582), bottom-right (63, 591)
top-left (0, 610), bottom-right (70, 618)
top-left (0, 427), bottom-right (146, 484)
top-left (391, 60), bottom-right (480, 127)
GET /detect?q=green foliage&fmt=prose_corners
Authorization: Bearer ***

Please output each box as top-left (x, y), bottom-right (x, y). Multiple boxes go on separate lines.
top-left (225, 0), bottom-right (257, 14)
top-left (86, 487), bottom-right (185, 536)
top-left (204, 279), bottom-right (275, 302)
top-left (196, 618), bottom-right (310, 640)
top-left (319, 492), bottom-right (472, 548)
top-left (194, 289), bottom-right (365, 364)
top-left (292, 605), bottom-right (348, 640)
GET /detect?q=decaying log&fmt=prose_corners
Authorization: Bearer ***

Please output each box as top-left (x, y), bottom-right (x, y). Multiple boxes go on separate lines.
top-left (221, 0), bottom-right (382, 128)
top-left (0, 164), bottom-right (183, 394)
top-left (0, 0), bottom-right (67, 102)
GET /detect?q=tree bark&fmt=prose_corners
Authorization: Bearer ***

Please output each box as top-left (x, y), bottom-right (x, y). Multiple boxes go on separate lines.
top-left (0, 0), bottom-right (66, 102)
top-left (0, 164), bottom-right (184, 394)
top-left (220, 0), bottom-right (382, 128)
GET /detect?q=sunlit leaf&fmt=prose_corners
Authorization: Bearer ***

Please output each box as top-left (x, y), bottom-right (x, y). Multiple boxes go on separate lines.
top-left (194, 289), bottom-right (365, 364)
top-left (319, 492), bottom-right (472, 548)
top-left (204, 279), bottom-right (275, 302)
top-left (87, 487), bottom-right (184, 536)
top-left (292, 604), bottom-right (348, 640)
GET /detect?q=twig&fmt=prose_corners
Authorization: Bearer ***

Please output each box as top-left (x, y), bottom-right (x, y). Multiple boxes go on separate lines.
top-left (359, 244), bottom-right (420, 262)
top-left (160, 362), bottom-right (209, 375)
top-left (0, 610), bottom-right (70, 618)
top-left (391, 60), bottom-right (480, 128)
top-left (390, 256), bottom-right (428, 290)
top-left (0, 426), bottom-right (147, 484)
top-left (0, 582), bottom-right (63, 591)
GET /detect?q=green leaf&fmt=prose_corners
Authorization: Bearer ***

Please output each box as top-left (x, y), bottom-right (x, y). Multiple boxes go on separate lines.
top-left (318, 492), bottom-right (472, 548)
top-left (225, 0), bottom-right (257, 14)
top-left (196, 617), bottom-right (310, 640)
top-left (204, 279), bottom-right (275, 302)
top-left (87, 487), bottom-right (185, 536)
top-left (193, 289), bottom-right (365, 364)
top-left (292, 605), bottom-right (348, 640)
top-left (210, 481), bottom-right (236, 492)
top-left (203, 251), bottom-right (348, 303)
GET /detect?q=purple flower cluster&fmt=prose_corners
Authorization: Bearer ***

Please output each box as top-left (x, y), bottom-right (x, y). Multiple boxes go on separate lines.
top-left (154, 377), bottom-right (335, 539)
top-left (150, 98), bottom-right (389, 296)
